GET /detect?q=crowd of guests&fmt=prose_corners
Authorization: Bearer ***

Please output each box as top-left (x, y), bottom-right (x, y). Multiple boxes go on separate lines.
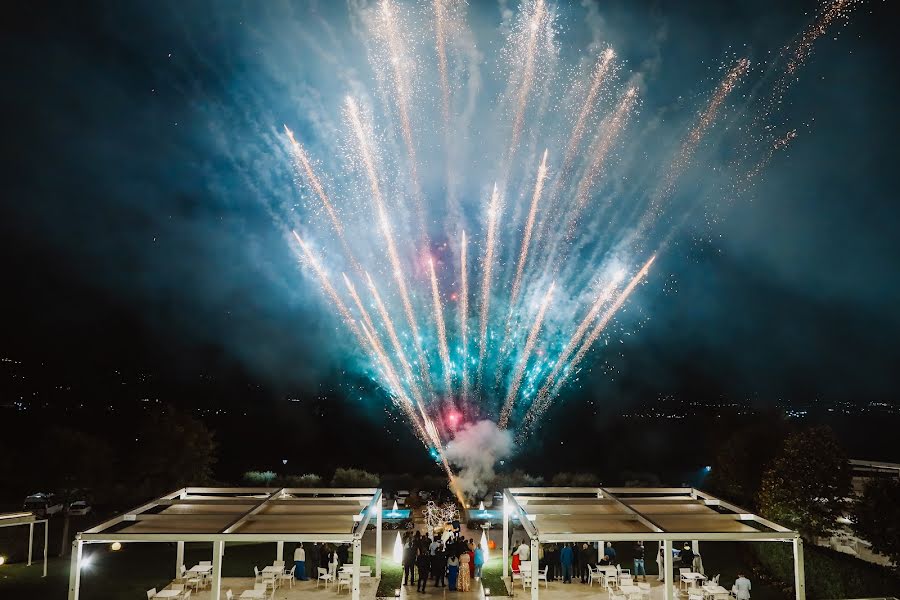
top-left (291, 541), bottom-right (351, 580)
top-left (510, 540), bottom-right (652, 584)
top-left (401, 530), bottom-right (486, 593)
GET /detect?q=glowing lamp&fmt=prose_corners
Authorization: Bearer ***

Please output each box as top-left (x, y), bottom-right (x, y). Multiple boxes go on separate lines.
top-left (484, 588), bottom-right (491, 597)
top-left (704, 466), bottom-right (712, 472)
top-left (110, 542), bottom-right (122, 551)
top-left (394, 590), bottom-right (401, 598)
top-left (0, 555), bottom-right (6, 566)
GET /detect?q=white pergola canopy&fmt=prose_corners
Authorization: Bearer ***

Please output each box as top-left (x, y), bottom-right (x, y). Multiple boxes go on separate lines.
top-left (0, 511), bottom-right (49, 577)
top-left (501, 487), bottom-right (806, 600)
top-left (68, 487), bottom-right (384, 600)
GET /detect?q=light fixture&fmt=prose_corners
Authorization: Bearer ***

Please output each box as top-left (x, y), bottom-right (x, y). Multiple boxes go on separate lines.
top-left (394, 589), bottom-right (401, 598)
top-left (110, 542), bottom-right (122, 551)
top-left (0, 555), bottom-right (6, 566)
top-left (484, 588), bottom-right (491, 597)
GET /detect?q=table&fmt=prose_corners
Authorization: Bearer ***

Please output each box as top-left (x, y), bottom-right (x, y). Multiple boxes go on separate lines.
top-left (702, 584), bottom-right (729, 599)
top-left (153, 591), bottom-right (182, 599)
top-left (681, 572), bottom-right (707, 588)
top-left (262, 565), bottom-right (283, 574)
top-left (620, 585), bottom-right (641, 594)
top-left (187, 565), bottom-right (212, 575)
top-left (240, 591), bottom-right (266, 599)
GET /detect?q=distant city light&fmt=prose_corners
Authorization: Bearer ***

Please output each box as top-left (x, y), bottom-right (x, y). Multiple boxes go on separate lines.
top-left (704, 466), bottom-right (712, 472)
top-left (110, 542), bottom-right (122, 551)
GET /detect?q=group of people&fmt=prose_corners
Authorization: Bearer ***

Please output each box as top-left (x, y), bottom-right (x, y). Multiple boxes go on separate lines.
top-left (401, 530), bottom-right (486, 593)
top-left (512, 540), bottom-right (651, 584)
top-left (292, 541), bottom-right (350, 581)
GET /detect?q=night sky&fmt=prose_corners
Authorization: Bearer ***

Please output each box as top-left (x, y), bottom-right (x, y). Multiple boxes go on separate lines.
top-left (2, 0), bottom-right (899, 475)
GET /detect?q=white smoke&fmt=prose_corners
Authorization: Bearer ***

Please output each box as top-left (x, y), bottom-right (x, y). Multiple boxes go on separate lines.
top-left (444, 420), bottom-right (515, 501)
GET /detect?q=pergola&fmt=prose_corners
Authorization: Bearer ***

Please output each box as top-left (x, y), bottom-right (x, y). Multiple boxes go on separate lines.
top-left (68, 487), bottom-right (383, 600)
top-left (503, 487), bottom-right (806, 600)
top-left (0, 511), bottom-right (49, 577)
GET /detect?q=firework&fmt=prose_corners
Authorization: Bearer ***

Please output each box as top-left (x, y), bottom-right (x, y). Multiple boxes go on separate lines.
top-left (459, 230), bottom-right (469, 399)
top-left (429, 258), bottom-right (453, 392)
top-left (499, 281), bottom-right (555, 428)
top-left (476, 184), bottom-right (503, 387)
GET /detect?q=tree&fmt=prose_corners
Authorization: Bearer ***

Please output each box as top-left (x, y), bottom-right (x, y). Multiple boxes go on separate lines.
top-left (852, 478), bottom-right (900, 568)
top-left (551, 472), bottom-right (600, 486)
top-left (130, 405), bottom-right (217, 500)
top-left (757, 426), bottom-right (850, 540)
top-left (706, 415), bottom-right (792, 508)
top-left (331, 467), bottom-right (379, 487)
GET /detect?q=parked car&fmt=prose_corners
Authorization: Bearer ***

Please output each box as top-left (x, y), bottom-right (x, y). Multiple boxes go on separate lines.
top-left (68, 500), bottom-right (92, 516)
top-left (24, 493), bottom-right (64, 517)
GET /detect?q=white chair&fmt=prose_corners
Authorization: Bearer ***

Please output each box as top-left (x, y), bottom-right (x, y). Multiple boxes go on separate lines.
top-left (637, 582), bottom-right (651, 600)
top-left (199, 561), bottom-right (212, 566)
top-left (146, 589), bottom-right (157, 600)
top-left (679, 568), bottom-right (691, 591)
top-left (262, 571), bottom-right (277, 592)
top-left (225, 590), bottom-right (233, 600)
top-left (711, 574), bottom-right (720, 586)
top-left (537, 565), bottom-right (549, 588)
top-left (617, 564), bottom-right (631, 575)
top-left (317, 566), bottom-right (334, 588)
top-left (181, 566), bottom-right (202, 591)
top-left (181, 590), bottom-right (192, 600)
top-left (688, 592), bottom-right (703, 600)
top-left (606, 570), bottom-right (619, 588)
top-left (610, 590), bottom-right (627, 600)
top-left (278, 565), bottom-right (296, 588)
top-left (274, 560), bottom-right (285, 567)
top-left (337, 570), bottom-right (351, 593)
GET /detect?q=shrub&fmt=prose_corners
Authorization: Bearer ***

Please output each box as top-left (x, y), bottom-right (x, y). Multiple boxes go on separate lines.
top-left (243, 470), bottom-right (277, 485)
top-left (748, 541), bottom-right (900, 599)
top-left (332, 467), bottom-right (379, 487)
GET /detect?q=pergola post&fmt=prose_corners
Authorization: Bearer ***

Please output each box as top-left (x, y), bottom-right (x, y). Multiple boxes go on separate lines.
top-left (376, 500), bottom-right (383, 578)
top-left (27, 522), bottom-right (34, 566)
top-left (211, 540), bottom-right (224, 600)
top-left (277, 541), bottom-right (284, 562)
top-left (792, 538), bottom-right (806, 600)
top-left (175, 541), bottom-right (184, 580)
top-left (502, 495), bottom-right (509, 579)
top-left (692, 540), bottom-right (699, 554)
top-left (43, 520), bottom-right (49, 577)
top-left (663, 539), bottom-right (675, 600)
top-left (67, 539), bottom-right (83, 600)
top-left (598, 539), bottom-right (605, 561)
top-left (352, 538), bottom-right (362, 600)
top-left (530, 538), bottom-right (539, 600)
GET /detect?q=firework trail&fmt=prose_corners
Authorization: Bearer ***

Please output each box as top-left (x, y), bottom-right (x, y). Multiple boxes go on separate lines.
top-left (559, 48), bottom-right (616, 185)
top-left (344, 96), bottom-right (430, 390)
top-left (364, 272), bottom-right (428, 409)
top-left (428, 258), bottom-right (454, 393)
top-left (504, 0), bottom-right (547, 174)
top-left (524, 255), bottom-right (656, 426)
top-left (433, 0), bottom-right (452, 130)
top-left (377, 0), bottom-right (427, 232)
top-left (285, 126), bottom-right (362, 274)
top-left (476, 184), bottom-right (503, 387)
top-left (459, 230), bottom-right (469, 399)
top-left (564, 86), bottom-right (638, 242)
top-left (787, 0), bottom-right (859, 76)
top-left (499, 281), bottom-right (555, 428)
top-left (509, 149), bottom-right (549, 318)
top-left (661, 58), bottom-right (750, 198)
top-left (291, 231), bottom-right (365, 348)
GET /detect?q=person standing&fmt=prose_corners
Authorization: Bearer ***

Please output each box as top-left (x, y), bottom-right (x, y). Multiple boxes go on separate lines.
top-left (604, 542), bottom-right (617, 563)
top-left (516, 539), bottom-right (531, 561)
top-left (474, 545), bottom-right (484, 580)
top-left (329, 547), bottom-right (339, 579)
top-left (416, 548), bottom-right (431, 593)
top-left (579, 543), bottom-right (591, 583)
top-left (633, 541), bottom-right (646, 582)
top-left (511, 540), bottom-right (522, 574)
top-left (294, 543), bottom-right (308, 581)
top-left (308, 543), bottom-right (320, 580)
top-left (403, 535), bottom-right (416, 586)
top-left (560, 543), bottom-right (574, 584)
top-left (337, 543), bottom-right (349, 569)
top-left (680, 544), bottom-right (694, 570)
top-left (656, 544), bottom-right (666, 582)
top-left (458, 548), bottom-right (471, 591)
top-left (734, 573), bottom-right (752, 600)
top-left (432, 545), bottom-right (447, 588)
top-left (447, 553), bottom-right (460, 591)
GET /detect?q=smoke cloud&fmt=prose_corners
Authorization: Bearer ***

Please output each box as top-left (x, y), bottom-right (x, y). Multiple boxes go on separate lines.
top-left (444, 420), bottom-right (515, 500)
